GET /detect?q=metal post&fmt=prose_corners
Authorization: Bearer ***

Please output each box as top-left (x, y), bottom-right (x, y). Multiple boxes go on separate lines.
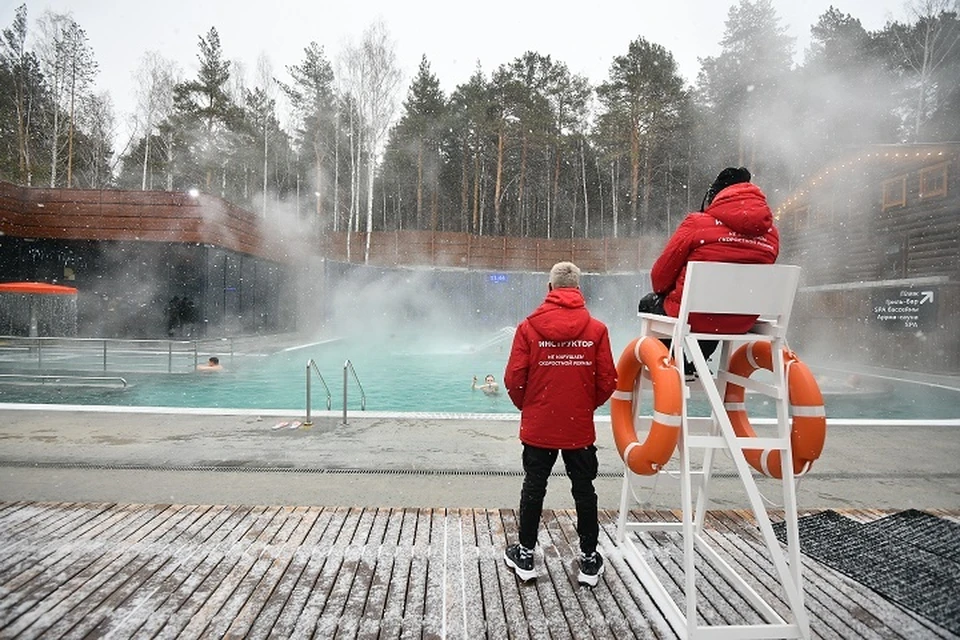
top-left (304, 361), bottom-right (312, 426)
top-left (102, 340), bottom-right (107, 372)
top-left (342, 362), bottom-right (348, 425)
top-left (168, 342), bottom-right (173, 373)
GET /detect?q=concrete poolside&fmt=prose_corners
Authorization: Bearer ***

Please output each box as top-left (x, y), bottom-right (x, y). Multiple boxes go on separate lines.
top-left (0, 407), bottom-right (957, 509)
top-left (1, 406), bottom-right (959, 638)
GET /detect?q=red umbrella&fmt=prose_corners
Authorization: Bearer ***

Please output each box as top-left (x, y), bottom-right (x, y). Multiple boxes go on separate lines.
top-left (0, 282), bottom-right (78, 295)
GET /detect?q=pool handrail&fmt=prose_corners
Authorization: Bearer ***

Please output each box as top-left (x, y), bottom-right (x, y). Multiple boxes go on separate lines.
top-left (343, 359), bottom-right (366, 425)
top-left (303, 359), bottom-right (332, 426)
top-left (0, 373), bottom-right (128, 387)
top-left (0, 335), bottom-right (235, 374)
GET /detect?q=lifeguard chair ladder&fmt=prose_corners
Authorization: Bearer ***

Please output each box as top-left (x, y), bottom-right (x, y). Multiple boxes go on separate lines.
top-left (616, 261), bottom-right (809, 639)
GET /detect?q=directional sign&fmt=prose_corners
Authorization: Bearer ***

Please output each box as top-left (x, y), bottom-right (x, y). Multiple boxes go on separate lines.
top-left (871, 287), bottom-right (938, 331)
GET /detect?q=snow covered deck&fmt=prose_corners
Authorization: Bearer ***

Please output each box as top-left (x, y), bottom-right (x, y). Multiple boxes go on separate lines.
top-left (1, 502), bottom-right (956, 639)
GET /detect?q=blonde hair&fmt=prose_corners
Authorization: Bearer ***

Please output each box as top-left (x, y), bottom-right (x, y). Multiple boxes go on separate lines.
top-left (549, 261), bottom-right (581, 289)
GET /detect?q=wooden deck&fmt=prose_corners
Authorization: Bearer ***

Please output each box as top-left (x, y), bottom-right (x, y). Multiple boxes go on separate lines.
top-left (0, 502), bottom-right (956, 639)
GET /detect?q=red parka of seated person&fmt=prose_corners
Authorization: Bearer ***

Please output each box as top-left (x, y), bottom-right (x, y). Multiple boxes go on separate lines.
top-left (650, 182), bottom-right (780, 333)
top-left (504, 286), bottom-right (617, 450)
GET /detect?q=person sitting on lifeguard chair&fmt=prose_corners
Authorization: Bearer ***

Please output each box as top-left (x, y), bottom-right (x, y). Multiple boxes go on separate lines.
top-left (638, 166), bottom-right (780, 376)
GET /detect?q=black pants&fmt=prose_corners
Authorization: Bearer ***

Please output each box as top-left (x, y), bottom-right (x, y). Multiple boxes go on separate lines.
top-left (637, 292), bottom-right (717, 373)
top-left (518, 443), bottom-right (598, 555)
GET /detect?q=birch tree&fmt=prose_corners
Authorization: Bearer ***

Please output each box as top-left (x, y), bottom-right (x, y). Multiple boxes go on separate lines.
top-left (75, 91), bottom-right (114, 188)
top-left (1, 4), bottom-right (38, 185)
top-left (35, 11), bottom-right (70, 187)
top-left (254, 53), bottom-right (276, 216)
top-left (336, 54), bottom-right (364, 258)
top-left (341, 21), bottom-right (402, 263)
top-left (890, 0), bottom-right (960, 140)
top-left (133, 51), bottom-right (177, 189)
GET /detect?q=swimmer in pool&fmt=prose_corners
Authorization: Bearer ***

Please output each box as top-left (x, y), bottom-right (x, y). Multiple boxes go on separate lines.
top-left (197, 356), bottom-right (224, 372)
top-left (472, 374), bottom-right (500, 396)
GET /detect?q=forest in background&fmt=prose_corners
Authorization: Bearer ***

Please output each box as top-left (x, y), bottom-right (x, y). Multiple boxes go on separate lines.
top-left (1, 0), bottom-right (958, 256)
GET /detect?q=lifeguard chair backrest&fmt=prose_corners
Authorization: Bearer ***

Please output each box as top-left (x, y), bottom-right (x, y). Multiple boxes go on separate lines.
top-left (677, 262), bottom-right (801, 335)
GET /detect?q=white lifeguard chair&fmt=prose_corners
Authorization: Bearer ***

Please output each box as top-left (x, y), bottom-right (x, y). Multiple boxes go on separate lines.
top-left (616, 261), bottom-right (810, 639)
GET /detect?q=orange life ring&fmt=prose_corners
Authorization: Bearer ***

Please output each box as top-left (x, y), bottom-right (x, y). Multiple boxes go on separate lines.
top-left (723, 341), bottom-right (826, 478)
top-left (610, 337), bottom-right (683, 475)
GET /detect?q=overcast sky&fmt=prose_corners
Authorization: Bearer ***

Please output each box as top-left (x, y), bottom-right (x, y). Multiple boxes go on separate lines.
top-left (4, 0), bottom-right (905, 140)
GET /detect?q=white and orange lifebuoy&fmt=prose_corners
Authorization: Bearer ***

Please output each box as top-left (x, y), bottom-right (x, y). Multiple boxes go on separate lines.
top-left (723, 341), bottom-right (826, 479)
top-left (610, 337), bottom-right (683, 475)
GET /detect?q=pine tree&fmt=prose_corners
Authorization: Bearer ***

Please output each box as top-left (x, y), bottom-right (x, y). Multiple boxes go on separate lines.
top-left (280, 42), bottom-right (337, 228)
top-left (387, 55), bottom-right (445, 231)
top-left (172, 27), bottom-right (237, 192)
top-left (696, 0), bottom-right (794, 175)
top-left (597, 37), bottom-right (688, 235)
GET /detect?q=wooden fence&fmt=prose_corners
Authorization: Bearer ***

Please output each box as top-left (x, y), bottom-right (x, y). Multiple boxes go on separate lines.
top-left (317, 230), bottom-right (663, 273)
top-left (0, 181), bottom-right (287, 262)
top-left (0, 181), bottom-right (662, 273)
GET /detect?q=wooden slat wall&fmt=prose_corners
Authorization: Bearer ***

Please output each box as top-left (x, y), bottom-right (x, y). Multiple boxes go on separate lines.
top-left (0, 182), bottom-right (291, 262)
top-left (316, 230), bottom-right (665, 273)
top-left (780, 146), bottom-right (960, 285)
top-left (1, 181), bottom-right (667, 274)
top-left (888, 159), bottom-right (960, 280)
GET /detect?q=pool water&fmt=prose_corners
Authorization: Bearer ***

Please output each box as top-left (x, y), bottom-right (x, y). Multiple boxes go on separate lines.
top-left (1, 335), bottom-right (958, 420)
top-left (0, 336), bottom-right (516, 414)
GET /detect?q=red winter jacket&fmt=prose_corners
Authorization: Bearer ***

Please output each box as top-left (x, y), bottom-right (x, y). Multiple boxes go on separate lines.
top-left (651, 182), bottom-right (780, 333)
top-left (504, 287), bottom-right (617, 449)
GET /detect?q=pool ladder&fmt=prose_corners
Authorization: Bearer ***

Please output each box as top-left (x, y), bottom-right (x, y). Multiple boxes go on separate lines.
top-left (304, 359), bottom-right (366, 426)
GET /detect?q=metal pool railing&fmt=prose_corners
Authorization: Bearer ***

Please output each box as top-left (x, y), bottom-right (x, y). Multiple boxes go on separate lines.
top-left (0, 373), bottom-right (128, 388)
top-left (343, 359), bottom-right (367, 423)
top-left (304, 359), bottom-right (333, 426)
top-left (0, 335), bottom-right (235, 374)
top-left (303, 358), bottom-right (367, 426)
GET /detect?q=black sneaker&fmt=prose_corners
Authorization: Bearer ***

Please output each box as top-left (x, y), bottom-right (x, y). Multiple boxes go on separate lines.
top-left (504, 543), bottom-right (536, 581)
top-left (578, 551), bottom-right (604, 587)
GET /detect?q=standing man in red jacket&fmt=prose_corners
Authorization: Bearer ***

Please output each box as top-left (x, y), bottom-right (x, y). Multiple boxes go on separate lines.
top-left (638, 167), bottom-right (779, 374)
top-left (503, 261), bottom-right (617, 586)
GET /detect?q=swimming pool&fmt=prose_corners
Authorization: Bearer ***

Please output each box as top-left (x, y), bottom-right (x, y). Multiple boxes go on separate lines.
top-left (0, 334), bottom-right (515, 414)
top-left (1, 333), bottom-right (959, 420)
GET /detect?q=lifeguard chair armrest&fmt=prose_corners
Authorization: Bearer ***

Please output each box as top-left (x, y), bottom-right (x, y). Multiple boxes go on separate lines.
top-left (638, 312), bottom-right (683, 338)
top-left (748, 318), bottom-right (786, 337)
top-left (685, 331), bottom-right (779, 343)
top-left (639, 315), bottom-right (786, 340)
